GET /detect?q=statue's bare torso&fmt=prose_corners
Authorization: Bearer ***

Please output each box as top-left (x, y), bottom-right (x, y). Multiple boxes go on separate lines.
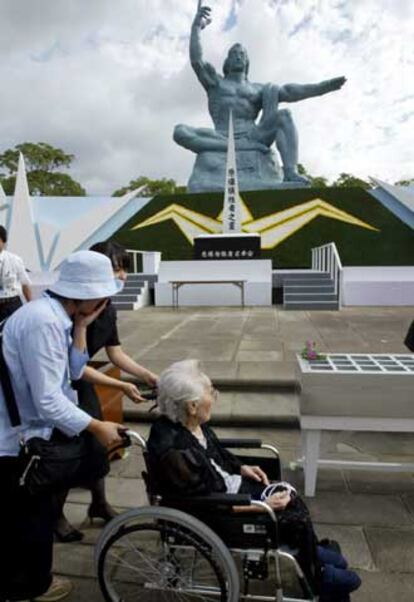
top-left (207, 79), bottom-right (264, 134)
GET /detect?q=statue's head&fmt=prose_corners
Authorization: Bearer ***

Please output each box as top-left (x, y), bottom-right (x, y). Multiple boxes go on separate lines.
top-left (223, 43), bottom-right (249, 78)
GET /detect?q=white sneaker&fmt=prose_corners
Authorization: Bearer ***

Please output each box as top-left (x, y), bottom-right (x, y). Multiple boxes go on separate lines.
top-left (31, 576), bottom-right (73, 602)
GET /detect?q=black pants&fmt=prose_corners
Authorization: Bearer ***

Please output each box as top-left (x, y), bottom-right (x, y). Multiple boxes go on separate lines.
top-left (0, 297), bottom-right (22, 322)
top-left (0, 457), bottom-right (53, 601)
top-left (239, 477), bottom-right (321, 594)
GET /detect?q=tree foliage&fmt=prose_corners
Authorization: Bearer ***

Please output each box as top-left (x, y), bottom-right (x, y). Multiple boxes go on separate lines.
top-left (394, 178), bottom-right (414, 187)
top-left (331, 172), bottom-right (371, 189)
top-left (298, 164), bottom-right (372, 189)
top-left (112, 175), bottom-right (185, 197)
top-left (0, 142), bottom-right (85, 196)
top-left (297, 164), bottom-right (329, 187)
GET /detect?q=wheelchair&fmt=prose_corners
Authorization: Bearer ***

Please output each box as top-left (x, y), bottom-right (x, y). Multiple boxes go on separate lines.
top-left (95, 430), bottom-right (317, 602)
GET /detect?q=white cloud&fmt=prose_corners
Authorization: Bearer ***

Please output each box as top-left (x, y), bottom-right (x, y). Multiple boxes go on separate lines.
top-left (0, 0), bottom-right (412, 194)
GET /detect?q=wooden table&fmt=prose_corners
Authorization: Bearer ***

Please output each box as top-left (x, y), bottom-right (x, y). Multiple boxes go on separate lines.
top-left (296, 353), bottom-right (414, 497)
top-left (169, 280), bottom-right (247, 308)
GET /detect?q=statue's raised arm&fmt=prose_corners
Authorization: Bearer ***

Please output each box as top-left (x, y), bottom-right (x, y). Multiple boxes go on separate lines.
top-left (278, 76), bottom-right (346, 103)
top-left (190, 4), bottom-right (219, 90)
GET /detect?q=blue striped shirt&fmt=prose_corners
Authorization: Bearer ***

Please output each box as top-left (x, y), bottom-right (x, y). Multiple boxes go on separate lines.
top-left (0, 295), bottom-right (92, 456)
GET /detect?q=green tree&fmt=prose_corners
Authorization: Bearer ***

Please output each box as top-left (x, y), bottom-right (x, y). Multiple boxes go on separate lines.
top-left (0, 142), bottom-right (86, 196)
top-left (297, 164), bottom-right (329, 187)
top-left (332, 173), bottom-right (371, 189)
top-left (112, 176), bottom-right (183, 197)
top-left (394, 178), bottom-right (414, 187)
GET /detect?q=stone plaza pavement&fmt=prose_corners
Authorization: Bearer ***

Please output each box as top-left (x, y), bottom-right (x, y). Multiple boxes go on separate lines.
top-left (56, 306), bottom-right (413, 601)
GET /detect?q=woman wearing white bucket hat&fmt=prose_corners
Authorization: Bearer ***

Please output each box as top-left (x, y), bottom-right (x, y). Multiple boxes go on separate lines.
top-left (53, 241), bottom-right (158, 543)
top-left (0, 250), bottom-right (127, 602)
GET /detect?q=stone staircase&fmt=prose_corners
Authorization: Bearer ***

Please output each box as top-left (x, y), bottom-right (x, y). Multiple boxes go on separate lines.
top-left (283, 271), bottom-right (339, 310)
top-left (124, 375), bottom-right (299, 428)
top-left (111, 274), bottom-right (150, 311)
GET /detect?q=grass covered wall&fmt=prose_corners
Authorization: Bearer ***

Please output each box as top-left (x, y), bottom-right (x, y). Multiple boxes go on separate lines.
top-left (114, 187), bottom-right (414, 268)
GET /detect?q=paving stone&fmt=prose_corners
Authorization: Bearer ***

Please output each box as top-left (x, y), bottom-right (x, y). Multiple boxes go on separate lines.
top-left (68, 476), bottom-right (147, 508)
top-left (238, 338), bottom-right (284, 351)
top-left (58, 576), bottom-right (102, 601)
top-left (202, 361), bottom-right (238, 379)
top-left (365, 527), bottom-right (414, 573)
top-left (306, 492), bottom-right (413, 527)
top-left (53, 543), bottom-right (95, 578)
top-left (402, 493), bottom-right (414, 518)
top-left (314, 524), bottom-right (374, 570)
top-left (352, 570), bottom-right (414, 602)
top-left (283, 467), bottom-right (348, 494)
top-left (230, 391), bottom-right (298, 419)
top-left (235, 350), bottom-right (284, 362)
top-left (236, 361), bottom-right (291, 382)
top-left (346, 470), bottom-right (414, 494)
top-left (340, 431), bottom-right (414, 458)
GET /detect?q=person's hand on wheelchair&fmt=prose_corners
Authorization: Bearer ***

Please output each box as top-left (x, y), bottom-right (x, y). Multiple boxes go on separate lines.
top-left (265, 489), bottom-right (291, 511)
top-left (240, 464), bottom-right (270, 485)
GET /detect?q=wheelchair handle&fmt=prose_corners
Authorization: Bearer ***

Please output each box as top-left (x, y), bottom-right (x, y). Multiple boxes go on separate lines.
top-left (122, 429), bottom-right (147, 450)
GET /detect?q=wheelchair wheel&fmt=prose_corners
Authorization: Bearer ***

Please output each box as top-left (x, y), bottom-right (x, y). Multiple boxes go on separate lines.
top-left (96, 506), bottom-right (240, 602)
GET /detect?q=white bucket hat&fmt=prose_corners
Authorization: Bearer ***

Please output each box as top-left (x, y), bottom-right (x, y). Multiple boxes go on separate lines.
top-left (49, 250), bottom-right (124, 299)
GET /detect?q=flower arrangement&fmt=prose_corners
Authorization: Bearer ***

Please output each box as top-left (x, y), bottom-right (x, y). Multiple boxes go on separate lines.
top-left (301, 340), bottom-right (326, 361)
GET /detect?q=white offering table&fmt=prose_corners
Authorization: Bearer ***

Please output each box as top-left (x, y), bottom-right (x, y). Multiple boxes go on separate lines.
top-left (296, 353), bottom-right (414, 497)
top-left (155, 259), bottom-right (272, 307)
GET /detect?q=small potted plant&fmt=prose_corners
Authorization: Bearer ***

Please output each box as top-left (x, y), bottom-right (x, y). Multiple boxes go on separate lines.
top-left (301, 340), bottom-right (326, 361)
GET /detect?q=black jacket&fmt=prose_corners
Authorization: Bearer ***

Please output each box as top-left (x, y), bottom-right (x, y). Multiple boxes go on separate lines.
top-left (147, 416), bottom-right (242, 497)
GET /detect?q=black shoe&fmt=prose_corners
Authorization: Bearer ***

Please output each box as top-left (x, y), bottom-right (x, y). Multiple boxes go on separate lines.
top-left (54, 518), bottom-right (84, 543)
top-left (87, 501), bottom-right (118, 524)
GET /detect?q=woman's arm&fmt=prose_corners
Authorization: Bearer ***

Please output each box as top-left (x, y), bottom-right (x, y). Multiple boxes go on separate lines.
top-left (105, 345), bottom-right (158, 386)
top-left (82, 365), bottom-right (146, 403)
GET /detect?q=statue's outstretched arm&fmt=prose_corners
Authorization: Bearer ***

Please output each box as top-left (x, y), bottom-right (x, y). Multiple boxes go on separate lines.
top-left (190, 4), bottom-right (218, 89)
top-left (279, 76), bottom-right (346, 103)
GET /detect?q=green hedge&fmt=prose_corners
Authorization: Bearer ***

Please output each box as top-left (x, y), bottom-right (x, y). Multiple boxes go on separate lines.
top-left (114, 188), bottom-right (414, 267)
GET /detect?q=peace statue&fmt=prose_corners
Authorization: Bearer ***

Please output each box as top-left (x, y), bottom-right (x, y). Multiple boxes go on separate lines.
top-left (174, 3), bottom-right (346, 193)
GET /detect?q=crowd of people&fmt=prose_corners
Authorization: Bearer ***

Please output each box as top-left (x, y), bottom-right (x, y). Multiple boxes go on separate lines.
top-left (2, 228), bottom-right (411, 601)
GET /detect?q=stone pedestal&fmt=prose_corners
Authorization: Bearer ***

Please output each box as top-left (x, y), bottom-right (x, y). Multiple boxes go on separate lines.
top-left (187, 148), bottom-right (284, 193)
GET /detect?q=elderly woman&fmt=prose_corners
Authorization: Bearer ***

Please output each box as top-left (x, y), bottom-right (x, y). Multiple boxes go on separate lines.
top-left (148, 360), bottom-right (361, 602)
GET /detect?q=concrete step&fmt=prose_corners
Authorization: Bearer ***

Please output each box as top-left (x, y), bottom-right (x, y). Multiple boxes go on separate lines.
top-left (127, 275), bottom-right (147, 283)
top-left (284, 293), bottom-right (338, 303)
top-left (283, 272), bottom-right (331, 281)
top-left (113, 294), bottom-right (142, 303)
top-left (285, 278), bottom-right (334, 287)
top-left (284, 285), bottom-right (335, 294)
top-left (112, 301), bottom-right (138, 311)
top-left (124, 382), bottom-right (299, 428)
top-left (284, 302), bottom-right (339, 310)
top-left (124, 281), bottom-right (145, 289)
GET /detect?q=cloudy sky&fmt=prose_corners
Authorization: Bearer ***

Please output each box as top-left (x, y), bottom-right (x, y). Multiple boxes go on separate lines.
top-left (0, 0), bottom-right (412, 195)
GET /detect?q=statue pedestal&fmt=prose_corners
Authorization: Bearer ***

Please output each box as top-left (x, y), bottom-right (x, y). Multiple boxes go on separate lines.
top-left (188, 148), bottom-right (284, 193)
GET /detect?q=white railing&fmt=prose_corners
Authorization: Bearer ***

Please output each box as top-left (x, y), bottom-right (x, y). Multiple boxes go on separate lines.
top-left (311, 242), bottom-right (343, 305)
top-left (126, 249), bottom-right (161, 275)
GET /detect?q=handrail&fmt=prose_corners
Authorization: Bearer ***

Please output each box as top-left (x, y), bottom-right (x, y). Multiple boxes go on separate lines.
top-left (311, 242), bottom-right (343, 306)
top-left (126, 249), bottom-right (144, 273)
top-left (126, 249), bottom-right (161, 275)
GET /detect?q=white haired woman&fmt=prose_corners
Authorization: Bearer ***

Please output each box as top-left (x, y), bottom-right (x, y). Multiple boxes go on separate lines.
top-left (148, 360), bottom-right (361, 602)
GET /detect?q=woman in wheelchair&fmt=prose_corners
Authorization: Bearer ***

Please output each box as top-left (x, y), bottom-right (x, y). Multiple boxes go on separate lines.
top-left (148, 360), bottom-right (361, 602)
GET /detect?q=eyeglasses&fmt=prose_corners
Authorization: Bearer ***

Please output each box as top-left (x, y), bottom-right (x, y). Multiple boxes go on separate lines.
top-left (210, 387), bottom-right (219, 400)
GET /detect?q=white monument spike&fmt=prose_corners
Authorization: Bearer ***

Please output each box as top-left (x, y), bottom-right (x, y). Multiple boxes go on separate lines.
top-left (7, 153), bottom-right (42, 271)
top-left (222, 110), bottom-right (241, 233)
